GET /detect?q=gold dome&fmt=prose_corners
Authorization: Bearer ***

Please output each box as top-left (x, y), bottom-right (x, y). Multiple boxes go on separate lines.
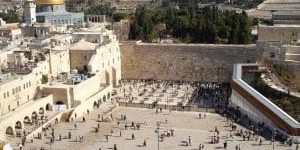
top-left (36, 0), bottom-right (64, 5)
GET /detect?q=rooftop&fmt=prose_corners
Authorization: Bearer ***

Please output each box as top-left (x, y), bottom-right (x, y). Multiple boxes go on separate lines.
top-left (69, 39), bottom-right (98, 51)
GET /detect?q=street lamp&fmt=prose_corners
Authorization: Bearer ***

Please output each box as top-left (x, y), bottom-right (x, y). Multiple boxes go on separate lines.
top-left (272, 129), bottom-right (277, 150)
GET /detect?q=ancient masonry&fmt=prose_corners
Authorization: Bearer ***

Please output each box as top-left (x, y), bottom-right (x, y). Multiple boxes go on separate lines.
top-left (121, 41), bottom-right (256, 82)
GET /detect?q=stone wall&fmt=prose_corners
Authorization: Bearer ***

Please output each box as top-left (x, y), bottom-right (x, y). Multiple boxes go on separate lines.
top-left (258, 25), bottom-right (300, 44)
top-left (121, 42), bottom-right (256, 82)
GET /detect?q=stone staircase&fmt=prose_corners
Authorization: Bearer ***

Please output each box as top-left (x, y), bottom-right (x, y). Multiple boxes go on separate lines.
top-left (285, 46), bottom-right (300, 66)
top-left (60, 109), bottom-right (74, 122)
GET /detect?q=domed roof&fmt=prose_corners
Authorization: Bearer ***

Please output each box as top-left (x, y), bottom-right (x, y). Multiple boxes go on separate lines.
top-left (36, 0), bottom-right (64, 5)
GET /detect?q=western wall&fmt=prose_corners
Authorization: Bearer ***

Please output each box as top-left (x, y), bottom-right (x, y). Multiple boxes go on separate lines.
top-left (121, 41), bottom-right (256, 82)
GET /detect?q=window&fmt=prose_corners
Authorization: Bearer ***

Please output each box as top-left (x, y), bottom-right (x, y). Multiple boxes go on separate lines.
top-left (3, 93), bottom-right (6, 98)
top-left (18, 86), bottom-right (21, 92)
top-left (12, 89), bottom-right (15, 95)
top-left (29, 82), bottom-right (31, 87)
top-left (23, 84), bottom-right (25, 89)
top-left (7, 91), bottom-right (9, 97)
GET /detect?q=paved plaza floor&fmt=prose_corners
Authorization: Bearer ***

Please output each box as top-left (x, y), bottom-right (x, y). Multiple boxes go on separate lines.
top-left (22, 106), bottom-right (297, 150)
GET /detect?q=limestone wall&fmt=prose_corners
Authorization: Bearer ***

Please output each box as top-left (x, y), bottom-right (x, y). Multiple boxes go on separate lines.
top-left (121, 42), bottom-right (256, 82)
top-left (258, 25), bottom-right (300, 44)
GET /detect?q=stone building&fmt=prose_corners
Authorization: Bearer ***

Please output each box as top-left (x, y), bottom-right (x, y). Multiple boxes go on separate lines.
top-left (0, 22), bottom-right (121, 144)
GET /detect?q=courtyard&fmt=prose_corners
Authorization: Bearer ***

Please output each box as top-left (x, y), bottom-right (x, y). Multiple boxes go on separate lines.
top-left (21, 106), bottom-right (297, 150)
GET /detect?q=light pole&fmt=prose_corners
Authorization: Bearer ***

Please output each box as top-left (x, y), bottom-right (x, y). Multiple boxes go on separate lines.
top-left (157, 122), bottom-right (160, 150)
top-left (272, 129), bottom-right (276, 150)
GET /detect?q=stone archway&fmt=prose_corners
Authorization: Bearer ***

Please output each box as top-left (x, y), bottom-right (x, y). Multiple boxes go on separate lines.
top-left (93, 101), bottom-right (98, 108)
top-left (56, 101), bottom-right (64, 105)
top-left (39, 107), bottom-right (45, 114)
top-left (103, 95), bottom-right (106, 102)
top-left (24, 116), bottom-right (31, 125)
top-left (15, 121), bottom-right (22, 129)
top-left (46, 103), bottom-right (52, 111)
top-left (6, 126), bottom-right (14, 135)
top-left (32, 111), bottom-right (38, 120)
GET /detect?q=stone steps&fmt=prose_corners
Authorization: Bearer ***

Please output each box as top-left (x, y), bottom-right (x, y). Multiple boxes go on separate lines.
top-left (285, 53), bottom-right (300, 61)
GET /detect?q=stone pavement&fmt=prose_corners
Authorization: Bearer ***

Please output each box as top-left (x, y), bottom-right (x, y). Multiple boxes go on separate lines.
top-left (23, 107), bottom-right (297, 150)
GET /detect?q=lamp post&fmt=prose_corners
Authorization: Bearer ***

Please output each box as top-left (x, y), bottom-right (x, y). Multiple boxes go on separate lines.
top-left (157, 122), bottom-right (160, 150)
top-left (272, 129), bottom-right (277, 150)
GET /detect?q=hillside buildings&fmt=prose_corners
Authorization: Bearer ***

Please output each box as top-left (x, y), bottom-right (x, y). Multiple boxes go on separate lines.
top-left (0, 0), bottom-right (121, 144)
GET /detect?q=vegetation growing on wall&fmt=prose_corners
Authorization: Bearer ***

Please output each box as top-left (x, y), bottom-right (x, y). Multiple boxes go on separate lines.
top-left (41, 75), bottom-right (48, 84)
top-left (250, 74), bottom-right (300, 122)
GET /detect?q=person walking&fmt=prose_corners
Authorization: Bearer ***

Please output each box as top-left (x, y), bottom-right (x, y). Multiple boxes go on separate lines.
top-left (143, 139), bottom-right (147, 147)
top-left (223, 141), bottom-right (227, 149)
top-left (106, 135), bottom-right (109, 142)
top-left (68, 131), bottom-right (71, 139)
top-left (132, 133), bottom-right (135, 140)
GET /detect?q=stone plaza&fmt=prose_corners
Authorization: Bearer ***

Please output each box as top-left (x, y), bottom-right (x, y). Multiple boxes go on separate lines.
top-left (20, 105), bottom-right (297, 150)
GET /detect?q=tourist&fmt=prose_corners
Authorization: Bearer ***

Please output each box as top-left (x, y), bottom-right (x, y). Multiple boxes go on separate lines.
top-left (113, 144), bottom-right (117, 150)
top-left (170, 128), bottom-right (174, 136)
top-left (143, 139), bottom-right (147, 147)
top-left (74, 123), bottom-right (77, 129)
top-left (144, 117), bottom-right (147, 125)
top-left (223, 141), bottom-right (227, 149)
top-left (83, 117), bottom-right (86, 122)
top-left (106, 135), bottom-right (109, 142)
top-left (188, 136), bottom-right (192, 146)
top-left (132, 133), bottom-right (135, 140)
top-left (68, 131), bottom-right (71, 139)
top-left (110, 113), bottom-right (113, 120)
top-left (119, 130), bottom-right (122, 137)
top-left (259, 138), bottom-right (262, 145)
